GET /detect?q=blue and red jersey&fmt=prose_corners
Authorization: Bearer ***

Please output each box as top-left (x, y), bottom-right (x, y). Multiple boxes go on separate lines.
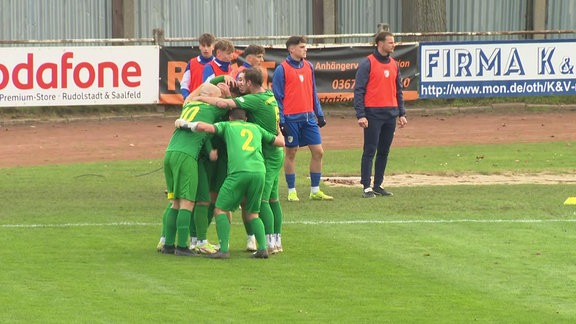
top-left (272, 55), bottom-right (324, 124)
top-left (202, 57), bottom-right (232, 82)
top-left (180, 55), bottom-right (213, 99)
top-left (353, 50), bottom-right (405, 120)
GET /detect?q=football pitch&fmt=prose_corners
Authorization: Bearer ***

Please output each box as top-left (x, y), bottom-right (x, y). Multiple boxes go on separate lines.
top-left (1, 142), bottom-right (575, 322)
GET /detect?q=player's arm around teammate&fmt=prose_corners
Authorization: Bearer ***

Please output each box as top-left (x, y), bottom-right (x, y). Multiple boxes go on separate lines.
top-left (193, 68), bottom-right (287, 253)
top-left (175, 109), bottom-right (284, 259)
top-left (161, 103), bottom-right (221, 257)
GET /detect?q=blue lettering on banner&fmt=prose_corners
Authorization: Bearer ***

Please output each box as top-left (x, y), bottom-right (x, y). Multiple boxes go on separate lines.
top-left (425, 48), bottom-right (525, 78)
top-left (538, 47), bottom-right (555, 75)
top-left (560, 57), bottom-right (574, 74)
top-left (478, 49), bottom-right (501, 76)
top-left (420, 79), bottom-right (576, 99)
top-left (455, 49), bottom-right (472, 77)
top-left (420, 39), bottom-right (576, 99)
top-left (503, 48), bottom-right (524, 76)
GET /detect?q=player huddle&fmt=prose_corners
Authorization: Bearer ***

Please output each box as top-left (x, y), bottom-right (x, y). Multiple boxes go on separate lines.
top-left (157, 34), bottom-right (333, 259)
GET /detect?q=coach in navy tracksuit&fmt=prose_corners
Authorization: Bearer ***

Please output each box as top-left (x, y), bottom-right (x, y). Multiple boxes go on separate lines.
top-left (354, 31), bottom-right (408, 199)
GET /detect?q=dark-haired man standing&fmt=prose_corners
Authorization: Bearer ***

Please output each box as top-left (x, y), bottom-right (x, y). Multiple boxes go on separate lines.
top-left (354, 31), bottom-right (407, 199)
top-left (272, 36), bottom-right (333, 202)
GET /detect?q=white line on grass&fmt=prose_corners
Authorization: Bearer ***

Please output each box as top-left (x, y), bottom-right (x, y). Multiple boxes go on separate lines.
top-left (294, 219), bottom-right (576, 224)
top-left (2, 218), bottom-right (576, 228)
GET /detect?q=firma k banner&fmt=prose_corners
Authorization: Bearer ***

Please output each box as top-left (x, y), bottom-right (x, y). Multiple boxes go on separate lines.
top-left (420, 39), bottom-right (576, 99)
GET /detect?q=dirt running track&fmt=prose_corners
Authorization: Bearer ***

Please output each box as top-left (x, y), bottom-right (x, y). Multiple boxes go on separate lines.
top-left (1, 110), bottom-right (576, 171)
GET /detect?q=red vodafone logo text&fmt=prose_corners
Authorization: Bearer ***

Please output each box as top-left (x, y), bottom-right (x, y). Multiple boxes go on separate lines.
top-left (0, 52), bottom-right (142, 90)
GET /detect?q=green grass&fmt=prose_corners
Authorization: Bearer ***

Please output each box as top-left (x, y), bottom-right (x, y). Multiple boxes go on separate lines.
top-left (324, 141), bottom-right (575, 176)
top-left (1, 142), bottom-right (576, 322)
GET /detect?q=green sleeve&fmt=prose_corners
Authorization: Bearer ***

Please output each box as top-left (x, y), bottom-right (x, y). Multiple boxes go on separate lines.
top-left (203, 134), bottom-right (214, 155)
top-left (258, 125), bottom-right (276, 144)
top-left (210, 76), bottom-right (226, 85)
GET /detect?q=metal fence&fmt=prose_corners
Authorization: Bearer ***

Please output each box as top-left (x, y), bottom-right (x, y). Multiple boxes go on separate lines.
top-left (1, 0), bottom-right (575, 47)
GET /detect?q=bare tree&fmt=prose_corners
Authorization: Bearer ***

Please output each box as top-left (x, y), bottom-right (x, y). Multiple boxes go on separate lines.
top-left (401, 0), bottom-right (447, 41)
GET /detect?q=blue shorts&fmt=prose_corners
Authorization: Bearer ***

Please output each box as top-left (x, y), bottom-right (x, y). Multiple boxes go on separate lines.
top-left (284, 119), bottom-right (322, 148)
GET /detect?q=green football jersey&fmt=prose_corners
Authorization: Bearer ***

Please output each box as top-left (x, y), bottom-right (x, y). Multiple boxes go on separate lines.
top-left (232, 90), bottom-right (279, 135)
top-left (180, 100), bottom-right (229, 124)
top-left (166, 101), bottom-right (228, 158)
top-left (232, 90), bottom-right (280, 158)
top-left (214, 120), bottom-right (276, 174)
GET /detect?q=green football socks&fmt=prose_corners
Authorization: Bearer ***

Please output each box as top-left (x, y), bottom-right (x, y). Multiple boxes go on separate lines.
top-left (176, 209), bottom-right (192, 248)
top-left (161, 202), bottom-right (172, 237)
top-left (270, 200), bottom-right (283, 234)
top-left (165, 207), bottom-right (179, 246)
top-left (215, 214), bottom-right (230, 253)
top-left (188, 208), bottom-right (197, 238)
top-left (250, 218), bottom-right (266, 251)
top-left (207, 203), bottom-right (215, 226)
top-left (243, 220), bottom-right (254, 236)
top-left (193, 204), bottom-right (209, 241)
top-left (258, 201), bottom-right (274, 234)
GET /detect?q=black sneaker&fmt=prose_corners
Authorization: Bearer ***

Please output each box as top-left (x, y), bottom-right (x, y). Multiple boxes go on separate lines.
top-left (174, 246), bottom-right (201, 257)
top-left (251, 249), bottom-right (269, 259)
top-left (204, 251), bottom-right (230, 259)
top-left (161, 245), bottom-right (175, 254)
top-left (373, 186), bottom-right (393, 196)
top-left (362, 189), bottom-right (376, 198)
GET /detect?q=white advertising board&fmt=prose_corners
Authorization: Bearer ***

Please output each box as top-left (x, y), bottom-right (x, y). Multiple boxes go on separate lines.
top-left (420, 39), bottom-right (576, 98)
top-left (0, 46), bottom-right (159, 106)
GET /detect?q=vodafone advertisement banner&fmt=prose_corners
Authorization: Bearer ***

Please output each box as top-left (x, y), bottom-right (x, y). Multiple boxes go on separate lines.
top-left (0, 46), bottom-right (159, 107)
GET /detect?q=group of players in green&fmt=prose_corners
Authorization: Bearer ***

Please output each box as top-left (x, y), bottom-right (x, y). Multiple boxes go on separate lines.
top-left (157, 51), bottom-right (286, 259)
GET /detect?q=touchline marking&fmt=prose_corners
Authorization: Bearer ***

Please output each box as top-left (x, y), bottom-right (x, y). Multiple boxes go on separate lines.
top-left (2, 219), bottom-right (576, 228)
top-left (291, 219), bottom-right (576, 224)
